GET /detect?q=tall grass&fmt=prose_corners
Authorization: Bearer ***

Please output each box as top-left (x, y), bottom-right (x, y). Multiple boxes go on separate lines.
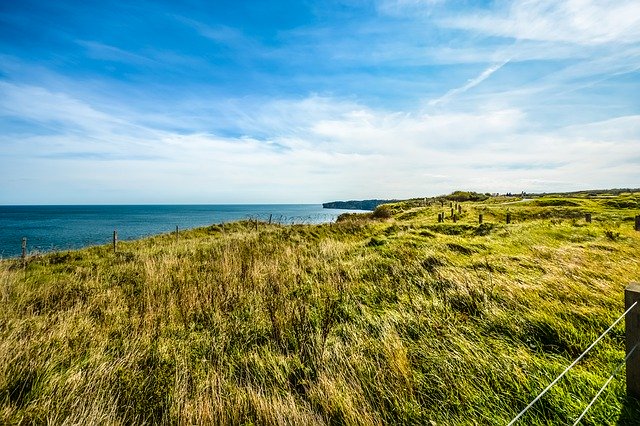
top-left (1, 194), bottom-right (640, 425)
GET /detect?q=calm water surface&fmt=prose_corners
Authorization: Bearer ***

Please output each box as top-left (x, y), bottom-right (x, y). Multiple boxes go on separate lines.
top-left (0, 205), bottom-right (361, 258)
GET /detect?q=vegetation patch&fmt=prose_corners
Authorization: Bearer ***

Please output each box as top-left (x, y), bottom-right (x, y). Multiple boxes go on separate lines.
top-left (444, 191), bottom-right (490, 202)
top-left (397, 210), bottom-right (423, 220)
top-left (533, 198), bottom-right (580, 207)
top-left (372, 205), bottom-right (393, 220)
top-left (605, 198), bottom-right (640, 209)
top-left (367, 237), bottom-right (386, 247)
top-left (425, 224), bottom-right (476, 235)
top-left (1, 192), bottom-right (639, 424)
top-left (113, 351), bottom-right (175, 424)
top-left (421, 256), bottom-right (446, 273)
top-left (444, 243), bottom-right (475, 255)
top-left (473, 223), bottom-right (497, 236)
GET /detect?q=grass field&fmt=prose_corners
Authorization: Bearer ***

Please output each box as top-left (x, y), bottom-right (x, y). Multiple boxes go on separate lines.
top-left (1, 192), bottom-right (640, 425)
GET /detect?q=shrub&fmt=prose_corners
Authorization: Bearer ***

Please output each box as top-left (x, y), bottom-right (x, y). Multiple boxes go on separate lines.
top-left (336, 212), bottom-right (372, 222)
top-left (605, 199), bottom-right (640, 209)
top-left (604, 230), bottom-right (620, 241)
top-left (445, 191), bottom-right (489, 202)
top-left (533, 198), bottom-right (579, 207)
top-left (372, 205), bottom-right (393, 219)
top-left (367, 237), bottom-right (386, 247)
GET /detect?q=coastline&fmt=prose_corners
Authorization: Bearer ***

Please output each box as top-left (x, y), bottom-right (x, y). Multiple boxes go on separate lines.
top-left (0, 204), bottom-right (363, 259)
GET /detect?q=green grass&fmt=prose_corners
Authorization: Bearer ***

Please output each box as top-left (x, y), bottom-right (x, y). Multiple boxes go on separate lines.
top-left (1, 193), bottom-right (640, 424)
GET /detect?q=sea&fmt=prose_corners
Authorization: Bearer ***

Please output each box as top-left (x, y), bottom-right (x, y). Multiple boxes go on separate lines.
top-left (0, 204), bottom-right (362, 259)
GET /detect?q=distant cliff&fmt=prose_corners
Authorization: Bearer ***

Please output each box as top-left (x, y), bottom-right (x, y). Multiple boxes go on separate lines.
top-left (322, 199), bottom-right (396, 211)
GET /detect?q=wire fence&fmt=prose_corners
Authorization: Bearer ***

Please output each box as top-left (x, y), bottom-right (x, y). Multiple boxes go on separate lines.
top-left (572, 343), bottom-right (638, 425)
top-left (244, 213), bottom-right (341, 225)
top-left (508, 300), bottom-right (639, 425)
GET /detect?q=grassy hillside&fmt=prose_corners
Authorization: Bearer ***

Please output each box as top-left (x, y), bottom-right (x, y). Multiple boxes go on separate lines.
top-left (1, 193), bottom-right (640, 425)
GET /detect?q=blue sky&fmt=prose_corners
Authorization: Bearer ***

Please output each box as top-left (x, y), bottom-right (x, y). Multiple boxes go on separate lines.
top-left (1, 0), bottom-right (639, 204)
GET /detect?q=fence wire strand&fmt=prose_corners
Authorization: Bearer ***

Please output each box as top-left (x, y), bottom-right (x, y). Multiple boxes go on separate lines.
top-left (508, 300), bottom-right (639, 425)
top-left (572, 343), bottom-right (639, 425)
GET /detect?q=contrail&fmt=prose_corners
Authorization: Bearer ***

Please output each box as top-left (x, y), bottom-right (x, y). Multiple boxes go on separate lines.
top-left (429, 58), bottom-right (511, 106)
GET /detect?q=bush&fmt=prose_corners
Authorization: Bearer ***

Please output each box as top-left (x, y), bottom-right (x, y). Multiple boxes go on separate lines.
top-left (372, 205), bottom-right (392, 219)
top-left (445, 191), bottom-right (489, 202)
top-left (336, 212), bottom-right (372, 222)
top-left (367, 237), bottom-right (386, 247)
top-left (533, 198), bottom-right (579, 207)
top-left (604, 230), bottom-right (620, 241)
top-left (605, 199), bottom-right (640, 209)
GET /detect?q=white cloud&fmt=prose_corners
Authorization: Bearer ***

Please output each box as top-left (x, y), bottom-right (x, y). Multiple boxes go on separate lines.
top-left (0, 81), bottom-right (116, 130)
top-left (444, 0), bottom-right (640, 45)
top-left (1, 80), bottom-right (638, 203)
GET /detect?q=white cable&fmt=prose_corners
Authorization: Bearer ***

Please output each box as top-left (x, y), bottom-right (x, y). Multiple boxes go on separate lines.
top-left (572, 343), bottom-right (638, 425)
top-left (508, 301), bottom-right (638, 425)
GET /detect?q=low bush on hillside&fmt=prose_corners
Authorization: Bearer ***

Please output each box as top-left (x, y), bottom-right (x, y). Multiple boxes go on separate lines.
top-left (372, 205), bottom-right (393, 219)
top-left (444, 191), bottom-right (489, 202)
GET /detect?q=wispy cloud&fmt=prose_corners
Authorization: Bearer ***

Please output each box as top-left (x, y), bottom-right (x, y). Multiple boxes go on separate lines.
top-left (76, 41), bottom-right (156, 66)
top-left (38, 151), bottom-right (164, 161)
top-left (0, 1), bottom-right (638, 203)
top-left (0, 81), bottom-right (119, 131)
top-left (443, 0), bottom-right (640, 45)
top-left (1, 77), bottom-right (637, 203)
top-left (174, 16), bottom-right (249, 46)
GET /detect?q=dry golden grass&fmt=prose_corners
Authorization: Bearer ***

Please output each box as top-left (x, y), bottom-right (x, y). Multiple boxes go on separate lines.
top-left (1, 193), bottom-right (639, 424)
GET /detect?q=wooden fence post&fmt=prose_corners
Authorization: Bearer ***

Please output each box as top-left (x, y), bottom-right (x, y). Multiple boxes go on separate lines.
top-left (113, 230), bottom-right (118, 253)
top-left (437, 213), bottom-right (442, 223)
top-left (585, 213), bottom-right (592, 223)
top-left (635, 215), bottom-right (640, 231)
top-left (479, 214), bottom-right (483, 224)
top-left (21, 237), bottom-right (27, 260)
top-left (175, 225), bottom-right (179, 243)
top-left (269, 214), bottom-right (272, 225)
top-left (458, 205), bottom-right (462, 214)
top-left (626, 282), bottom-right (640, 399)
top-left (451, 208), bottom-right (454, 218)
top-left (506, 212), bottom-right (511, 224)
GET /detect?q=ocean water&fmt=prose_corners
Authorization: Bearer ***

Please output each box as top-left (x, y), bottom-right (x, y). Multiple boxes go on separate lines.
top-left (0, 205), bottom-right (361, 258)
